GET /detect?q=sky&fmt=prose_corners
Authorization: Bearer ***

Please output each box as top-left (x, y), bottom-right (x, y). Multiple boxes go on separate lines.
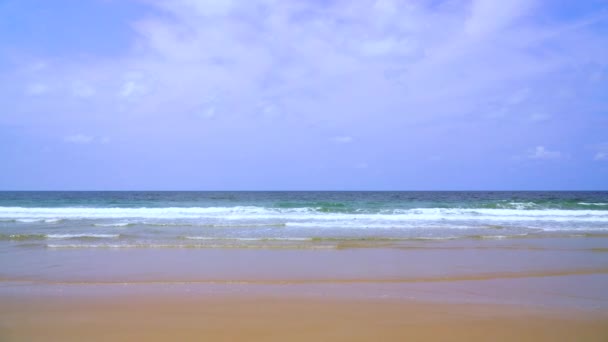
top-left (0, 0), bottom-right (607, 190)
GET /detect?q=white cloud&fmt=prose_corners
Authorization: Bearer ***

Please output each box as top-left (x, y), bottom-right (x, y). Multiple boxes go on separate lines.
top-left (25, 83), bottom-right (49, 96)
top-left (331, 136), bottom-right (354, 144)
top-left (528, 112), bottom-right (551, 123)
top-left (595, 152), bottom-right (608, 161)
top-left (360, 37), bottom-right (398, 57)
top-left (120, 80), bottom-right (148, 98)
top-left (527, 146), bottom-right (561, 160)
top-left (593, 143), bottom-right (608, 161)
top-left (72, 82), bottom-right (95, 98)
top-left (484, 106), bottom-right (509, 119)
top-left (506, 88), bottom-right (531, 105)
top-left (158, 0), bottom-right (235, 17)
top-left (258, 102), bottom-right (281, 120)
top-left (199, 106), bottom-right (217, 119)
top-left (4, 0), bottom-right (607, 167)
top-left (26, 61), bottom-right (48, 73)
top-left (465, 0), bottom-right (535, 37)
top-left (13, 1), bottom-right (603, 123)
top-left (118, 71), bottom-right (150, 98)
top-left (64, 134), bottom-right (95, 144)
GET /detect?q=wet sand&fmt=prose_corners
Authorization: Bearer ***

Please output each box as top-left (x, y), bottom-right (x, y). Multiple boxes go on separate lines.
top-left (1, 295), bottom-right (607, 341)
top-left (1, 236), bottom-right (608, 340)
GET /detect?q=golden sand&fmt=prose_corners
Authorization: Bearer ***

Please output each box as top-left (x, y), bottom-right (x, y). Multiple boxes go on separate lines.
top-left (2, 237), bottom-right (607, 341)
top-left (1, 295), bottom-right (607, 341)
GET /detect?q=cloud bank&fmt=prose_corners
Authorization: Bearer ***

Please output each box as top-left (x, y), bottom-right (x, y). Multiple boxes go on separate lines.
top-left (1, 0), bottom-right (607, 189)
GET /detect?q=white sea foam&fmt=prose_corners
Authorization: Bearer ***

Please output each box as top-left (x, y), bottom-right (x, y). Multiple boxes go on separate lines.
top-left (1, 207), bottom-right (607, 229)
top-left (284, 222), bottom-right (479, 229)
top-left (46, 243), bottom-right (333, 249)
top-left (139, 222), bottom-right (287, 228)
top-left (0, 206), bottom-right (295, 219)
top-left (184, 236), bottom-right (312, 241)
top-left (500, 202), bottom-right (538, 209)
top-left (14, 218), bottom-right (62, 223)
top-left (46, 234), bottom-right (120, 239)
top-left (473, 234), bottom-right (530, 240)
top-left (535, 227), bottom-right (608, 232)
top-left (578, 202), bottom-right (608, 206)
top-left (92, 222), bottom-right (133, 227)
top-left (47, 244), bottom-right (133, 248)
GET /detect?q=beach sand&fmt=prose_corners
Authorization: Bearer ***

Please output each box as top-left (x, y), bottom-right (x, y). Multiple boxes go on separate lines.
top-left (1, 236), bottom-right (608, 341)
top-left (1, 295), bottom-right (607, 341)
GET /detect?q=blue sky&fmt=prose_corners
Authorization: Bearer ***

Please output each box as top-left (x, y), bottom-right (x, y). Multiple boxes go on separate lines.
top-left (1, 0), bottom-right (607, 190)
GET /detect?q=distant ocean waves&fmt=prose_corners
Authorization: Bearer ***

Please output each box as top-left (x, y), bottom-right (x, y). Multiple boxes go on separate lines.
top-left (0, 204), bottom-right (606, 249)
top-left (1, 206), bottom-right (608, 225)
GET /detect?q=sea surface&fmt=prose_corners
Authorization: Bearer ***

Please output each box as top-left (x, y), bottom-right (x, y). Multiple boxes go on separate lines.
top-left (1, 191), bottom-right (607, 249)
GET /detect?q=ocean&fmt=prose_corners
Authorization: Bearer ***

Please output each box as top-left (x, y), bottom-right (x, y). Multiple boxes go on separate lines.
top-left (1, 191), bottom-right (607, 249)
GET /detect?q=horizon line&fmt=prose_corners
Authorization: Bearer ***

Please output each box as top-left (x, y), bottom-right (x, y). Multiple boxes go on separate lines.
top-left (1, 190), bottom-right (607, 192)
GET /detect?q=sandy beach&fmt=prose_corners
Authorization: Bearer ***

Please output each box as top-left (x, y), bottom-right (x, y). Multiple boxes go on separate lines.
top-left (2, 295), bottom-right (608, 342)
top-left (2, 234), bottom-right (608, 341)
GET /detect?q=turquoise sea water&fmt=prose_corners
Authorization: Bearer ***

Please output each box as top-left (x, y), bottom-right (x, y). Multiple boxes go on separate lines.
top-left (1, 191), bottom-right (607, 248)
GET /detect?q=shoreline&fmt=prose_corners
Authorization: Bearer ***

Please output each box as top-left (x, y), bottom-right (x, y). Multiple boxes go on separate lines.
top-left (2, 233), bottom-right (608, 340)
